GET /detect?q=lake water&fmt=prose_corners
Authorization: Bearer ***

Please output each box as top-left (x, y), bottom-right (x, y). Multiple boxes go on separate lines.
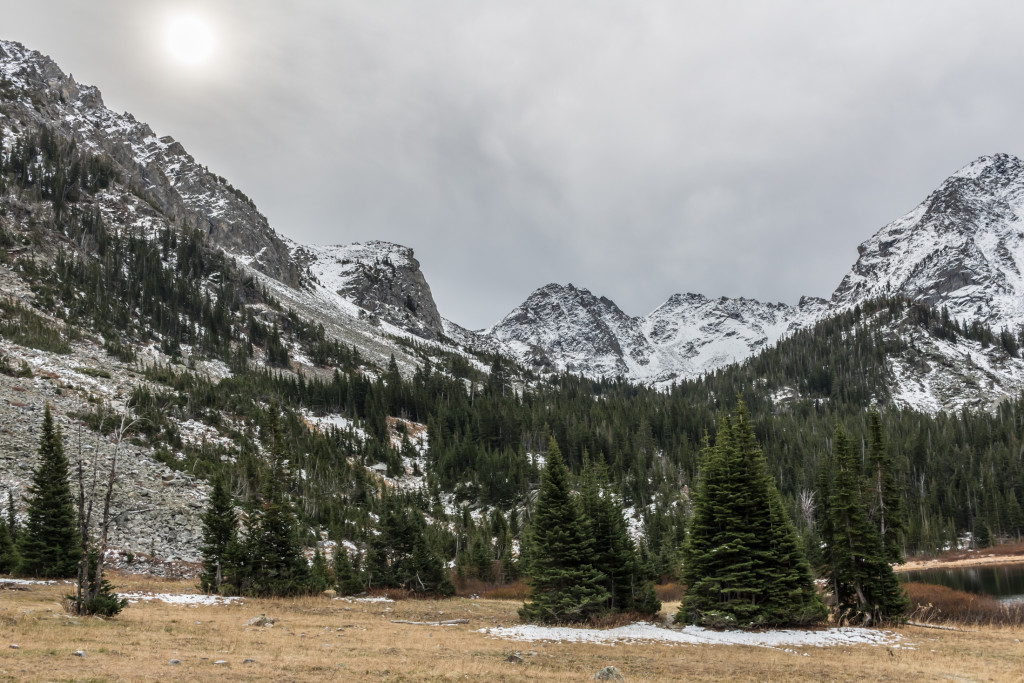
top-left (899, 561), bottom-right (1024, 602)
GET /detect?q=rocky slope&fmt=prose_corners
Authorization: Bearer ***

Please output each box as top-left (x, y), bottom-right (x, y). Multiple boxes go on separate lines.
top-left (832, 153), bottom-right (1024, 327)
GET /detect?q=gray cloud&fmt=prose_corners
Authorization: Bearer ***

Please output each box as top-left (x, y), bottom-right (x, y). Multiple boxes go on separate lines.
top-left (6, 1), bottom-right (1024, 328)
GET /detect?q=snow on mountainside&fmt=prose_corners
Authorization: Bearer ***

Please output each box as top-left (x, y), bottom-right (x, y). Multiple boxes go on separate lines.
top-left (833, 153), bottom-right (1024, 328)
top-left (0, 39), bottom-right (301, 287)
top-left (485, 285), bottom-right (831, 385)
top-left (483, 154), bottom-right (1024, 402)
top-left (292, 240), bottom-right (445, 339)
top-left (6, 37), bottom-right (1024, 413)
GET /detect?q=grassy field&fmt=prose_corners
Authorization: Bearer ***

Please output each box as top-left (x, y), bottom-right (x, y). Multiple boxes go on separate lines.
top-left (1, 575), bottom-right (1023, 681)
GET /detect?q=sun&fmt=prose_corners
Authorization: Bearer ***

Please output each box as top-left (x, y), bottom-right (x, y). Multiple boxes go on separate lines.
top-left (165, 15), bottom-right (215, 66)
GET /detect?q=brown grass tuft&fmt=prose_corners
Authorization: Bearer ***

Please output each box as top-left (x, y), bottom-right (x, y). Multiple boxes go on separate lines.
top-left (904, 582), bottom-right (1024, 627)
top-left (654, 583), bottom-right (685, 603)
top-left (479, 581), bottom-right (530, 601)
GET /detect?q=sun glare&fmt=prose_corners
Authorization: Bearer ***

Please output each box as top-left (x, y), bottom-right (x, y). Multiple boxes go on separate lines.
top-left (165, 15), bottom-right (215, 66)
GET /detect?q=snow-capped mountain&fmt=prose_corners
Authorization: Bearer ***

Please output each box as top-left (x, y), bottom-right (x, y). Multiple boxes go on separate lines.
top-left (483, 154), bottom-right (1024, 392)
top-left (832, 153), bottom-right (1024, 328)
top-left (485, 286), bottom-right (830, 385)
top-left (5, 37), bottom-right (1024, 410)
top-left (292, 240), bottom-right (445, 339)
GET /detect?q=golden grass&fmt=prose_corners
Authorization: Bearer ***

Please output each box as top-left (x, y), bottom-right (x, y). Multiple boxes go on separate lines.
top-left (905, 582), bottom-right (1024, 627)
top-left (0, 574), bottom-right (1023, 681)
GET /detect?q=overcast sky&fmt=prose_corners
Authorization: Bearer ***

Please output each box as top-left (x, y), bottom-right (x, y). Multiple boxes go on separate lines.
top-left (5, 2), bottom-right (1024, 328)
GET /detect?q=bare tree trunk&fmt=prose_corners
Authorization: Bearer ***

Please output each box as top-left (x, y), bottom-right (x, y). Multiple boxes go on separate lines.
top-left (88, 413), bottom-right (136, 605)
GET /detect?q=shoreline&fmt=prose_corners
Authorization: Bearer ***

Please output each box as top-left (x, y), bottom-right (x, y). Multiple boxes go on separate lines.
top-left (896, 550), bottom-right (1024, 573)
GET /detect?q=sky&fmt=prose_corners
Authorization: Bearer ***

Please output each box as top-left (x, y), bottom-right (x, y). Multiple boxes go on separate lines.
top-left (5, 1), bottom-right (1024, 329)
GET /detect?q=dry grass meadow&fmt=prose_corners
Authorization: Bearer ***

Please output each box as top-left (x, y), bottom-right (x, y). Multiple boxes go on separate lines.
top-left (1, 574), bottom-right (1023, 681)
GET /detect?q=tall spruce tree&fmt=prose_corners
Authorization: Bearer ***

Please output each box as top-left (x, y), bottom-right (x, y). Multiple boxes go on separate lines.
top-left (519, 438), bottom-right (609, 624)
top-left (580, 458), bottom-right (660, 615)
top-left (0, 514), bottom-right (17, 574)
top-left (866, 409), bottom-right (904, 564)
top-left (17, 405), bottom-right (81, 578)
top-left (678, 404), bottom-right (824, 628)
top-left (198, 475), bottom-right (237, 594)
top-left (821, 424), bottom-right (908, 624)
top-left (365, 493), bottom-right (454, 596)
top-left (242, 408), bottom-right (310, 597)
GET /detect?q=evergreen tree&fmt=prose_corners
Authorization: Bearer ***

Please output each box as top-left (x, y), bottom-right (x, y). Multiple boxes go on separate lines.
top-left (17, 405), bottom-right (81, 578)
top-left (5, 491), bottom-right (16, 544)
top-left (198, 476), bottom-right (237, 594)
top-left (866, 408), bottom-right (904, 564)
top-left (308, 545), bottom-right (332, 594)
top-left (241, 409), bottom-right (310, 597)
top-left (580, 458), bottom-right (659, 615)
top-left (519, 438), bottom-right (609, 624)
top-left (334, 544), bottom-right (364, 595)
top-left (678, 404), bottom-right (824, 628)
top-left (0, 514), bottom-right (17, 574)
top-left (365, 494), bottom-right (454, 596)
top-left (821, 424), bottom-right (908, 625)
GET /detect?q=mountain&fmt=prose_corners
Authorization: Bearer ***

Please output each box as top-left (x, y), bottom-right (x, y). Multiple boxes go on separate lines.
top-left (481, 154), bottom-right (1024, 402)
top-left (4, 38), bottom-right (1024, 572)
top-left (485, 285), bottom-right (829, 385)
top-left (832, 153), bottom-right (1024, 327)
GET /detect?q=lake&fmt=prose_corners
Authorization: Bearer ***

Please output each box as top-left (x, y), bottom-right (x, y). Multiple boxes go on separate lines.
top-left (899, 561), bottom-right (1024, 602)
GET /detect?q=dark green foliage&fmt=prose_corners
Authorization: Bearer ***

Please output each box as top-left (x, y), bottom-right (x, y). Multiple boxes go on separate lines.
top-left (235, 413), bottom-right (311, 597)
top-left (867, 408), bottom-right (904, 564)
top-left (678, 404), bottom-right (825, 628)
top-left (199, 476), bottom-right (237, 594)
top-left (519, 439), bottom-right (609, 624)
top-left (334, 545), bottom-right (364, 595)
top-left (0, 298), bottom-right (72, 354)
top-left (308, 546), bottom-right (332, 594)
top-left (820, 425), bottom-right (908, 624)
top-left (65, 547), bottom-right (127, 617)
top-left (580, 458), bottom-right (660, 616)
top-left (365, 493), bottom-right (454, 596)
top-left (16, 405), bottom-right (81, 578)
top-left (0, 514), bottom-right (18, 573)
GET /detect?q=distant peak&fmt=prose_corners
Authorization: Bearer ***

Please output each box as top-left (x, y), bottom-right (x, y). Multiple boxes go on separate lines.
top-left (951, 153), bottom-right (1024, 182)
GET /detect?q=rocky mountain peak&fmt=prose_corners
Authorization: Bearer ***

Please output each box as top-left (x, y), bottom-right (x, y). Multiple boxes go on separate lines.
top-left (0, 39), bottom-right (302, 288)
top-left (832, 153), bottom-right (1024, 325)
top-left (292, 240), bottom-right (444, 339)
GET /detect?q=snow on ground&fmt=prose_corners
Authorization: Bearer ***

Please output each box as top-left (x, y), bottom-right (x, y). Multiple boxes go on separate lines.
top-left (118, 592), bottom-right (243, 606)
top-left (335, 596), bottom-right (394, 603)
top-left (480, 622), bottom-right (910, 651)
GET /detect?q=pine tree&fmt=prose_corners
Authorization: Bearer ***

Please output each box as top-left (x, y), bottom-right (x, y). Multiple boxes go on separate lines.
top-left (519, 438), bottom-right (609, 624)
top-left (17, 405), bottom-right (81, 578)
top-left (308, 545), bottom-right (332, 594)
top-left (365, 494), bottom-right (454, 596)
top-left (580, 458), bottom-right (659, 615)
top-left (199, 476), bottom-right (237, 594)
top-left (866, 409), bottom-right (904, 564)
top-left (678, 404), bottom-right (824, 628)
top-left (822, 424), bottom-right (908, 625)
top-left (0, 514), bottom-right (17, 574)
top-left (242, 409), bottom-right (310, 597)
top-left (334, 544), bottom-right (364, 595)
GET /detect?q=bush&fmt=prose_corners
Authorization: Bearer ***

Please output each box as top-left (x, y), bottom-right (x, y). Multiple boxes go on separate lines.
top-left (904, 582), bottom-right (1024, 627)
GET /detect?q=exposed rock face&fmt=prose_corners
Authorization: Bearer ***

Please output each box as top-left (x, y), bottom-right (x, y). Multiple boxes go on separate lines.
top-left (833, 153), bottom-right (1024, 326)
top-left (0, 339), bottom-right (208, 567)
top-left (293, 241), bottom-right (445, 339)
top-left (485, 154), bottom-right (1024, 387)
top-left (0, 39), bottom-right (301, 287)
top-left (485, 284), bottom-right (828, 384)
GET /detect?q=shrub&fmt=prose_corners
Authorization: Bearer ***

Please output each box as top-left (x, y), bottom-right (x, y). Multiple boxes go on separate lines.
top-left (904, 582), bottom-right (1024, 627)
